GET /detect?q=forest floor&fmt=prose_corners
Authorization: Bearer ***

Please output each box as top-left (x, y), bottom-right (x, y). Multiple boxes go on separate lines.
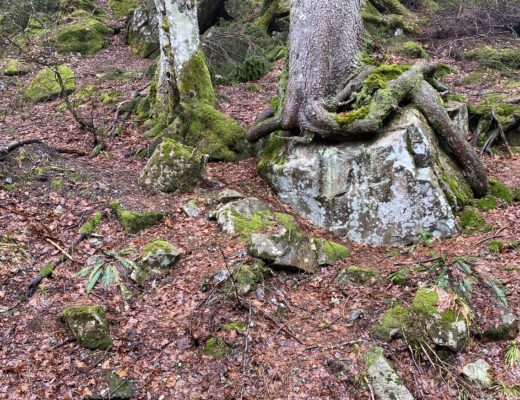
top-left (1, 8), bottom-right (519, 400)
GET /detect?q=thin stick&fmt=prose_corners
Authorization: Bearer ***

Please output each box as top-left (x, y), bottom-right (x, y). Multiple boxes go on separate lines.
top-left (242, 303), bottom-right (253, 370)
top-left (364, 376), bottom-right (376, 400)
top-left (45, 238), bottom-right (74, 261)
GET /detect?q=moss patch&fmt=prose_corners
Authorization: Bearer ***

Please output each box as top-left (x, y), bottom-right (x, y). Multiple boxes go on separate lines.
top-left (457, 207), bottom-right (491, 234)
top-left (107, 0), bottom-right (137, 17)
top-left (78, 212), bottom-right (102, 236)
top-left (24, 66), bottom-right (76, 102)
top-left (465, 46), bottom-right (520, 72)
top-left (3, 59), bottom-right (30, 76)
top-left (110, 201), bottom-right (165, 233)
top-left (488, 178), bottom-right (513, 204)
top-left (60, 0), bottom-right (104, 15)
top-left (411, 287), bottom-right (439, 316)
top-left (487, 240), bottom-right (503, 254)
top-left (373, 303), bottom-right (410, 341)
top-left (203, 337), bottom-right (229, 358)
top-left (315, 239), bottom-right (350, 264)
top-left (472, 195), bottom-right (497, 211)
top-left (257, 134), bottom-right (285, 176)
top-left (398, 41), bottom-right (427, 59)
top-left (179, 52), bottom-right (217, 105)
top-left (220, 321), bottom-right (247, 333)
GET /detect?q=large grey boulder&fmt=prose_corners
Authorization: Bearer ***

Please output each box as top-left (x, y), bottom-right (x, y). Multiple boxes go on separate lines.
top-left (262, 105), bottom-right (472, 246)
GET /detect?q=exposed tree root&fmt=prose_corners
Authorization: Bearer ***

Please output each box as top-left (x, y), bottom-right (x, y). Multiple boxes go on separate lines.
top-left (0, 139), bottom-right (88, 162)
top-left (248, 61), bottom-right (489, 196)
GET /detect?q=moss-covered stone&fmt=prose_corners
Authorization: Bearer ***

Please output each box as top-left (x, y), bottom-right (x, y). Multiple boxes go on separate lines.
top-left (465, 45), bottom-right (520, 72)
top-left (488, 178), bottom-right (513, 204)
top-left (39, 262), bottom-right (57, 278)
top-left (138, 139), bottom-right (207, 192)
top-left (104, 371), bottom-right (137, 399)
top-left (398, 41), bottom-right (427, 59)
top-left (314, 239), bottom-right (350, 264)
top-left (488, 239), bottom-right (504, 254)
top-left (373, 303), bottom-right (411, 341)
top-left (457, 207), bottom-right (491, 234)
top-left (59, 305), bottom-right (112, 350)
top-left (411, 287), bottom-right (439, 315)
top-left (52, 12), bottom-right (113, 56)
top-left (79, 212), bottom-right (102, 236)
top-left (110, 201), bottom-right (165, 233)
top-left (24, 66), bottom-right (76, 102)
top-left (3, 59), bottom-right (30, 76)
top-left (256, 134), bottom-right (286, 176)
top-left (60, 0), bottom-right (104, 15)
top-left (335, 265), bottom-right (376, 286)
top-left (203, 337), bottom-right (229, 358)
top-left (108, 0), bottom-right (137, 17)
top-left (131, 239), bottom-right (179, 284)
top-left (336, 106), bottom-right (370, 125)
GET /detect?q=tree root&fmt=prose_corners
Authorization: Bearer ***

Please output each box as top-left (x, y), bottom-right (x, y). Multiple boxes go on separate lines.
top-left (247, 61), bottom-right (489, 196)
top-left (0, 139), bottom-right (88, 162)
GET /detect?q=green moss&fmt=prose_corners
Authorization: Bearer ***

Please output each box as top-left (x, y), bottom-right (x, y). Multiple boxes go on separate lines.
top-left (316, 239), bottom-right (350, 262)
top-left (398, 41), bottom-right (427, 59)
top-left (513, 188), bottom-right (520, 201)
top-left (457, 207), bottom-right (491, 234)
top-left (363, 345), bottom-right (385, 368)
top-left (411, 287), bottom-right (439, 316)
top-left (373, 303), bottom-right (410, 341)
top-left (257, 133), bottom-right (285, 176)
top-left (488, 240), bottom-right (504, 254)
top-left (60, 0), bottom-right (104, 15)
top-left (230, 262), bottom-right (265, 295)
top-left (143, 239), bottom-right (174, 257)
top-left (51, 179), bottom-right (63, 188)
top-left (179, 52), bottom-right (217, 105)
top-left (105, 372), bottom-right (136, 399)
top-left (110, 201), bottom-right (165, 233)
top-left (465, 46), bottom-right (520, 72)
top-left (24, 66), bottom-right (76, 102)
top-left (4, 59), bottom-right (30, 76)
top-left (489, 178), bottom-right (513, 204)
top-left (100, 91), bottom-right (121, 104)
top-left (335, 265), bottom-right (376, 285)
top-left (220, 321), bottom-right (247, 333)
top-left (39, 262), bottom-right (57, 278)
top-left (59, 305), bottom-right (112, 350)
top-left (472, 195), bottom-right (497, 211)
top-left (470, 94), bottom-right (520, 126)
top-left (387, 268), bottom-right (410, 285)
top-left (52, 12), bottom-right (113, 56)
top-left (271, 96), bottom-right (279, 113)
top-left (232, 210), bottom-right (274, 239)
top-left (79, 212), bottom-right (102, 236)
top-left (182, 103), bottom-right (248, 161)
top-left (203, 337), bottom-right (229, 358)
top-left (107, 0), bottom-right (137, 17)
top-left (336, 106), bottom-right (370, 125)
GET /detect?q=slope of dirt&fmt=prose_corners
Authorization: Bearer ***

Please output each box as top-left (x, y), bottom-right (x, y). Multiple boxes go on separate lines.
top-left (1, 8), bottom-right (519, 400)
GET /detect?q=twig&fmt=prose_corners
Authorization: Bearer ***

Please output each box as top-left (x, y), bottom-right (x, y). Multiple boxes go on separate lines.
top-left (395, 256), bottom-right (442, 266)
top-left (475, 225), bottom-right (508, 245)
top-left (364, 376), bottom-right (375, 400)
top-left (242, 303), bottom-right (253, 370)
top-left (45, 237), bottom-right (74, 261)
top-left (0, 299), bottom-right (24, 314)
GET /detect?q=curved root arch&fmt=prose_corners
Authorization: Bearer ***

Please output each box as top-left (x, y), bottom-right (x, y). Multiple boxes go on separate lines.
top-left (247, 61), bottom-right (489, 197)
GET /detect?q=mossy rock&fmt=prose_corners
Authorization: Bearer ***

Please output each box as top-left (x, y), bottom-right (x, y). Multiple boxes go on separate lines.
top-left (59, 0), bottom-right (104, 15)
top-left (372, 303), bottom-right (410, 341)
top-left (398, 41), bottom-right (427, 59)
top-left (471, 195), bottom-right (497, 211)
top-left (335, 265), bottom-right (376, 285)
top-left (465, 45), bottom-right (520, 72)
top-left (488, 178), bottom-right (513, 204)
top-left (314, 239), bottom-right (350, 264)
top-left (108, 0), bottom-right (137, 17)
top-left (110, 201), bottom-right (165, 233)
top-left (139, 139), bottom-right (207, 193)
top-left (225, 261), bottom-right (265, 296)
top-left (203, 337), bottom-right (229, 358)
top-left (51, 12), bottom-right (113, 56)
top-left (220, 321), bottom-right (247, 333)
top-left (24, 65), bottom-right (76, 102)
top-left (104, 372), bottom-right (137, 399)
top-left (3, 59), bottom-right (31, 76)
top-left (131, 239), bottom-right (179, 284)
top-left (59, 305), bottom-right (112, 350)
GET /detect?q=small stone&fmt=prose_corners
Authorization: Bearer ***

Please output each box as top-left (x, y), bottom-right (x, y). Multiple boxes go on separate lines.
top-left (88, 371), bottom-right (137, 399)
top-left (462, 359), bottom-right (493, 388)
top-left (53, 205), bottom-right (66, 215)
top-left (215, 189), bottom-right (244, 204)
top-left (347, 309), bottom-right (364, 324)
top-left (131, 240), bottom-right (179, 284)
top-left (335, 265), bottom-right (376, 285)
top-left (59, 305), bottom-right (112, 350)
top-left (182, 200), bottom-right (201, 218)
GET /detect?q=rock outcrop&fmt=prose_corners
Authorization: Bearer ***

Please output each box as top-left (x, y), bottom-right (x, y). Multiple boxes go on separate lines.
top-left (261, 105), bottom-right (473, 246)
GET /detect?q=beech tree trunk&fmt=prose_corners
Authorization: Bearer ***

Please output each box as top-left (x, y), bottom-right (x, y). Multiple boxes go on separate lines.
top-left (282, 0), bottom-right (364, 134)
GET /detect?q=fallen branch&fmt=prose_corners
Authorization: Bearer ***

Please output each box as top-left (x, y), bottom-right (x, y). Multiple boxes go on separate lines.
top-left (0, 138), bottom-right (88, 162)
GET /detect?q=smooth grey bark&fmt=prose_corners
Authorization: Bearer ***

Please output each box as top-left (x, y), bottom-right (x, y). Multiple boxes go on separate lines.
top-left (281, 0), bottom-right (364, 134)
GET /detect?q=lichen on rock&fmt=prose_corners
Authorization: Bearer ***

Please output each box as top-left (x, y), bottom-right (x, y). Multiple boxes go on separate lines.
top-left (131, 239), bottom-right (179, 284)
top-left (59, 305), bottom-right (112, 350)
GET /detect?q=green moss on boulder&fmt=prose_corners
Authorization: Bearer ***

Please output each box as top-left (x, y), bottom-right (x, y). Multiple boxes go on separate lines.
top-left (131, 239), bottom-right (179, 284)
top-left (314, 239), bottom-right (350, 264)
top-left (457, 207), bottom-right (491, 234)
top-left (3, 59), bottom-right (30, 76)
top-left (373, 303), bottom-right (410, 341)
top-left (24, 66), bottom-right (76, 102)
top-left (108, 0), bottom-right (137, 17)
top-left (110, 201), bottom-right (165, 233)
top-left (59, 305), bottom-right (112, 350)
top-left (60, 0), bottom-right (104, 15)
top-left (52, 12), bottom-right (113, 56)
top-left (398, 41), bottom-right (427, 59)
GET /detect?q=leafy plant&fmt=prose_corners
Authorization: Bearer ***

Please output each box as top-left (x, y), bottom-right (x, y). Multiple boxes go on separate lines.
top-left (76, 250), bottom-right (135, 304)
top-left (494, 381), bottom-right (520, 400)
top-left (484, 279), bottom-right (508, 305)
top-left (417, 230), bottom-right (434, 247)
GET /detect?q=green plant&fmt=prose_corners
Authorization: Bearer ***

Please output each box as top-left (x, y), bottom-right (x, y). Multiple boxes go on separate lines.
top-left (505, 340), bottom-right (520, 370)
top-left (417, 230), bottom-right (434, 247)
top-left (494, 381), bottom-right (520, 400)
top-left (76, 250), bottom-right (134, 303)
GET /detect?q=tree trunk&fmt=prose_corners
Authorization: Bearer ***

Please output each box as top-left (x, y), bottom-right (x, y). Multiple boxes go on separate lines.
top-left (281, 0), bottom-right (364, 134)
